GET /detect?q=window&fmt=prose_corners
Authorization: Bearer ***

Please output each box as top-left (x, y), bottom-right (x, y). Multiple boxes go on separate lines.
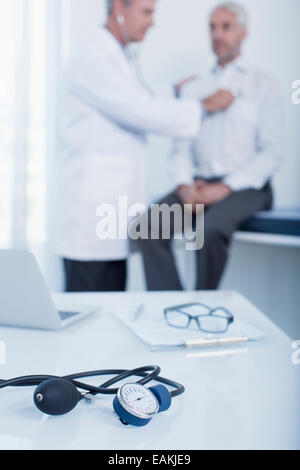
top-left (0, 0), bottom-right (47, 250)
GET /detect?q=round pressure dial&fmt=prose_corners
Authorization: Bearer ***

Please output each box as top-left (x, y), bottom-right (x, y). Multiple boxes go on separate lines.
top-left (116, 383), bottom-right (159, 421)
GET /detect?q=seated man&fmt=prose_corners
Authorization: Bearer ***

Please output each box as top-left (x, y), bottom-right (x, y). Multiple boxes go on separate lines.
top-left (137, 2), bottom-right (284, 291)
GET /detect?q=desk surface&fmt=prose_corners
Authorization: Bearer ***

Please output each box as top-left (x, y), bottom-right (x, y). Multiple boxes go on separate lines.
top-left (0, 291), bottom-right (299, 451)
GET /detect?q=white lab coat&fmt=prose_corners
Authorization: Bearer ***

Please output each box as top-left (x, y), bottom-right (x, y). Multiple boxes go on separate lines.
top-left (55, 26), bottom-right (201, 261)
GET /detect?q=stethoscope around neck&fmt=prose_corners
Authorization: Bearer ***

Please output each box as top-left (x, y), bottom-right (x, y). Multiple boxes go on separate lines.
top-left (0, 366), bottom-right (185, 427)
top-left (115, 15), bottom-right (155, 96)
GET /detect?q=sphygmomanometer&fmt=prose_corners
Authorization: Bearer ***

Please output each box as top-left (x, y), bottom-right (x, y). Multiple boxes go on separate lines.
top-left (0, 366), bottom-right (184, 427)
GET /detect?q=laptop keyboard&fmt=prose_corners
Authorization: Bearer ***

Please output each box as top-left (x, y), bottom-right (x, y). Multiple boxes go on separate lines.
top-left (58, 311), bottom-right (81, 321)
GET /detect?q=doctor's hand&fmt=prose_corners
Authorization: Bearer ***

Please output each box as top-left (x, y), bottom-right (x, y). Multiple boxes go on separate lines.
top-left (202, 89), bottom-right (235, 114)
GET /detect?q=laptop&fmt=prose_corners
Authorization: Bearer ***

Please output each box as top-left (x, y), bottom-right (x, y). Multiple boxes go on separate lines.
top-left (0, 250), bottom-right (100, 330)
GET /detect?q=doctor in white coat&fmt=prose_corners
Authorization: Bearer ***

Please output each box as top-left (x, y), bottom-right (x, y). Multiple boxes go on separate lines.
top-left (55, 0), bottom-right (235, 292)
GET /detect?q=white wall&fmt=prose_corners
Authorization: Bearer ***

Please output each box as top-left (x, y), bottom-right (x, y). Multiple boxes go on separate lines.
top-left (67, 0), bottom-right (300, 207)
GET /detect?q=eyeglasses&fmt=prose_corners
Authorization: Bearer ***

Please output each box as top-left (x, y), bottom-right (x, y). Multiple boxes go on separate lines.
top-left (164, 303), bottom-right (234, 334)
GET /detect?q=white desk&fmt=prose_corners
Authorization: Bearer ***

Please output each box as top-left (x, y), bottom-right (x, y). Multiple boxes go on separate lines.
top-left (0, 291), bottom-right (299, 450)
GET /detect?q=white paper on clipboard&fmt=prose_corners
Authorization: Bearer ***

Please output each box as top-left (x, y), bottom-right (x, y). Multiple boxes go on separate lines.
top-left (114, 291), bottom-right (267, 350)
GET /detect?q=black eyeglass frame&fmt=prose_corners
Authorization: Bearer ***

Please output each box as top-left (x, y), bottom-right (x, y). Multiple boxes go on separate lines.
top-left (164, 302), bottom-right (234, 334)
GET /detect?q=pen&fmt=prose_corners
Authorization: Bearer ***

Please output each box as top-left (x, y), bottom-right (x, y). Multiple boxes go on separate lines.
top-left (184, 336), bottom-right (249, 349)
top-left (131, 304), bottom-right (145, 322)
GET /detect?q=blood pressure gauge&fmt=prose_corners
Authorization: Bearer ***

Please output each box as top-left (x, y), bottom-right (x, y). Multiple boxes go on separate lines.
top-left (1, 366), bottom-right (183, 427)
top-left (113, 383), bottom-right (172, 427)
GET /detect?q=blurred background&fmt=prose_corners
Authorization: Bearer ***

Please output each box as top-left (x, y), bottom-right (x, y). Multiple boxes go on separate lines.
top-left (0, 0), bottom-right (299, 336)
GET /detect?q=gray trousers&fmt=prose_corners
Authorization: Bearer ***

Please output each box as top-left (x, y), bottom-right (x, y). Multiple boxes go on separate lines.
top-left (136, 181), bottom-right (273, 291)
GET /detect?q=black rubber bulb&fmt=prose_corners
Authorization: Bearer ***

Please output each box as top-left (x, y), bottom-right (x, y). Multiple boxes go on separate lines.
top-left (33, 378), bottom-right (82, 416)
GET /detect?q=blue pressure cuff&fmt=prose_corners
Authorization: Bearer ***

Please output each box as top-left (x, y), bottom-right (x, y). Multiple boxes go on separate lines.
top-left (174, 84), bottom-right (180, 99)
top-left (200, 101), bottom-right (207, 119)
top-left (174, 84), bottom-right (207, 120)
top-left (149, 385), bottom-right (172, 413)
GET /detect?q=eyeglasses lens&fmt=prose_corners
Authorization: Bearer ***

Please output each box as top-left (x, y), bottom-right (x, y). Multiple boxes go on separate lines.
top-left (166, 311), bottom-right (190, 328)
top-left (198, 315), bottom-right (229, 333)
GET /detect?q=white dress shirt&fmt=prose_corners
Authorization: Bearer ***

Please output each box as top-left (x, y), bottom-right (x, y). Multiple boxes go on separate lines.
top-left (171, 58), bottom-right (285, 191)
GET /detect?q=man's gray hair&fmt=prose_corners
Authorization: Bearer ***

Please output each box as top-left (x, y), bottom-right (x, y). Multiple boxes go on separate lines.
top-left (212, 2), bottom-right (248, 27)
top-left (106, 0), bottom-right (133, 15)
